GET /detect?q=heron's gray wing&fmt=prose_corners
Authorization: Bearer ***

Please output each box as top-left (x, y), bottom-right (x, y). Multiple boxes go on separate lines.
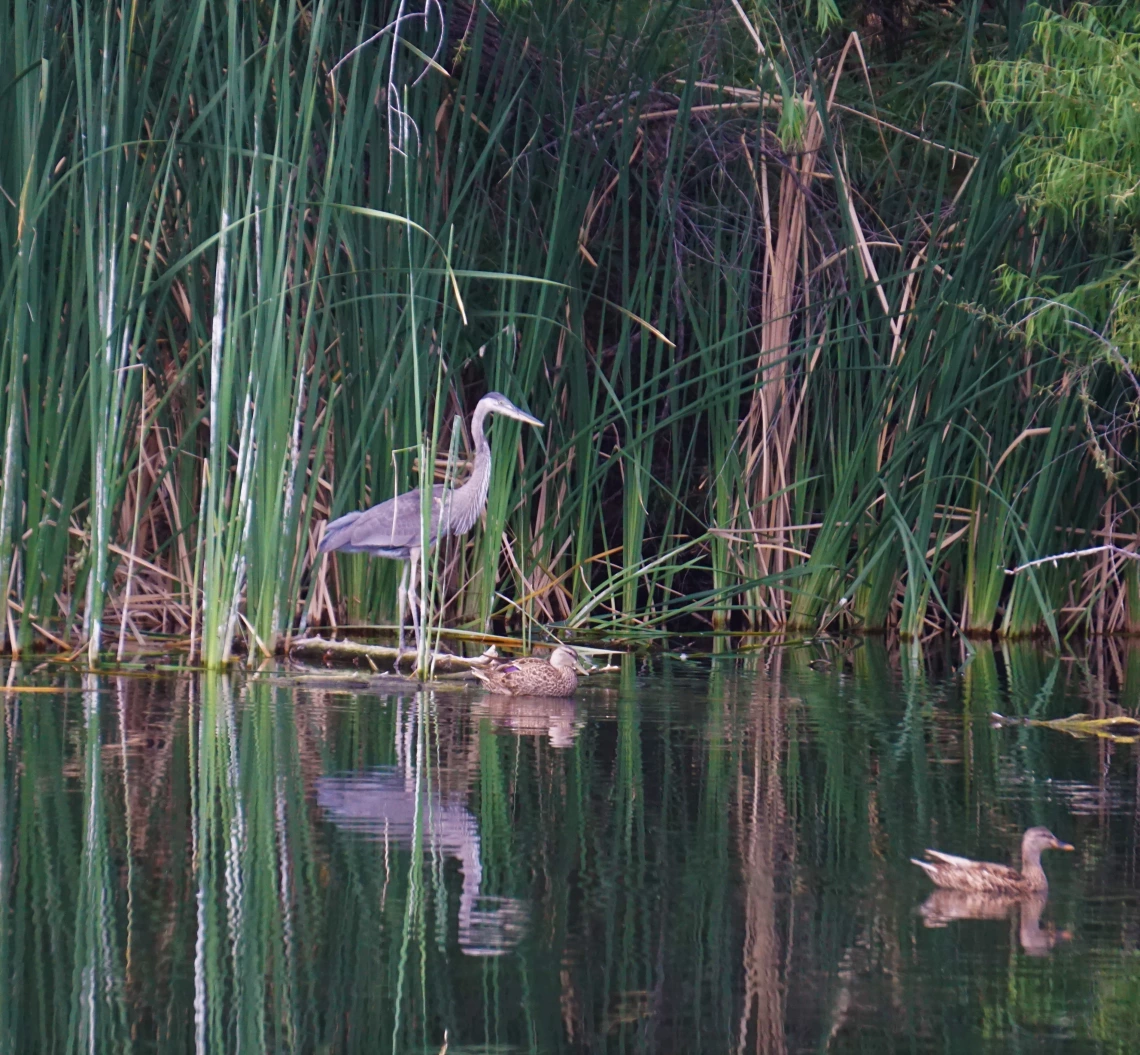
top-left (322, 486), bottom-right (445, 555)
top-left (318, 509), bottom-right (364, 553)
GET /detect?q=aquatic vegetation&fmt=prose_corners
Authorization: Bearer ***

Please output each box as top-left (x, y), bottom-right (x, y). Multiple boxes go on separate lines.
top-left (1, 1), bottom-right (1137, 667)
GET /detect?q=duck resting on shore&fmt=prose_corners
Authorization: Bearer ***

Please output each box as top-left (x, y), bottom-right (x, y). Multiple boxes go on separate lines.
top-left (470, 646), bottom-right (586, 697)
top-left (911, 827), bottom-right (1073, 895)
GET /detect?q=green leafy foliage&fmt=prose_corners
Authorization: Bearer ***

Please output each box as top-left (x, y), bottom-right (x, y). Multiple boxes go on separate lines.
top-left (980, 3), bottom-right (1140, 224)
top-left (979, 2), bottom-right (1140, 365)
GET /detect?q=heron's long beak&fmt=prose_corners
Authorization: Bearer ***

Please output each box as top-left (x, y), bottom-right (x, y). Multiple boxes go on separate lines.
top-left (511, 408), bottom-right (544, 428)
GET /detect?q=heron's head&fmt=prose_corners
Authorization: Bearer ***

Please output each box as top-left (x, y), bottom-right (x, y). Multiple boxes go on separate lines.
top-left (480, 392), bottom-right (544, 429)
top-left (549, 646), bottom-right (585, 672)
top-left (1022, 827), bottom-right (1074, 856)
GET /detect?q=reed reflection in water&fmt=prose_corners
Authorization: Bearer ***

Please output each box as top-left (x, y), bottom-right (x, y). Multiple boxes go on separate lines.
top-left (3, 640), bottom-right (1140, 1051)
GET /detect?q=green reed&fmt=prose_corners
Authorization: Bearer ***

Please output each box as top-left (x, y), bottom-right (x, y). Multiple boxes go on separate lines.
top-left (0, 0), bottom-right (1136, 667)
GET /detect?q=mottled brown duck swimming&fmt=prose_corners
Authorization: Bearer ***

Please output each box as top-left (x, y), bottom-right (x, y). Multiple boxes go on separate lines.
top-left (911, 827), bottom-right (1073, 894)
top-left (470, 646), bottom-right (585, 697)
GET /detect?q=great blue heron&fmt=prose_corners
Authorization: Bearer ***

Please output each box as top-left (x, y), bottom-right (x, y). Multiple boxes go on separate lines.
top-left (319, 392), bottom-right (544, 658)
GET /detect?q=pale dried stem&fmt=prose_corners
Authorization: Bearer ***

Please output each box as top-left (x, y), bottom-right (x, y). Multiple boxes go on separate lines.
top-left (1007, 545), bottom-right (1140, 575)
top-left (118, 370), bottom-right (150, 661)
top-left (743, 101), bottom-right (822, 624)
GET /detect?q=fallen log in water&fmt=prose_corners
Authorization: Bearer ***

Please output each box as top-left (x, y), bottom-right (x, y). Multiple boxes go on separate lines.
top-left (287, 635), bottom-right (494, 674)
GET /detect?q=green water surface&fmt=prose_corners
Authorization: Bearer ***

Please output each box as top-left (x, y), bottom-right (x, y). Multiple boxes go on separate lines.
top-left (3, 640), bottom-right (1140, 1053)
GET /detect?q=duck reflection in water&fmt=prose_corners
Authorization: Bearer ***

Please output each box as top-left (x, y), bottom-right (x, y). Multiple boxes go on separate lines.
top-left (918, 891), bottom-right (1071, 957)
top-left (473, 694), bottom-right (583, 749)
top-left (317, 767), bottom-right (527, 956)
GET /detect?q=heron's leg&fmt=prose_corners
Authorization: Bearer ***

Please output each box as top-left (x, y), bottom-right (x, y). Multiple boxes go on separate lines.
top-left (407, 547), bottom-right (423, 664)
top-left (395, 559), bottom-right (409, 665)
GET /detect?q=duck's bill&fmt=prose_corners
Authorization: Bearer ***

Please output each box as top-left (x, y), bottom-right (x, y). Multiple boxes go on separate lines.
top-left (1055, 840), bottom-right (1075, 851)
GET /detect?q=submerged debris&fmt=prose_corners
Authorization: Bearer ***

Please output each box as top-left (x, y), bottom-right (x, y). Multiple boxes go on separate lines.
top-left (991, 711), bottom-right (1140, 743)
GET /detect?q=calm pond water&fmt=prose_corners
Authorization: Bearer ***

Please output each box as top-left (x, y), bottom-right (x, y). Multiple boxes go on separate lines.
top-left (4, 639), bottom-right (1140, 1053)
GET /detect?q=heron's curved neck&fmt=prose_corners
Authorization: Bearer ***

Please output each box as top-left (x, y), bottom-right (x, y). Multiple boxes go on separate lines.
top-left (465, 403), bottom-right (493, 487)
top-left (442, 403), bottom-right (494, 534)
top-left (470, 403), bottom-right (490, 461)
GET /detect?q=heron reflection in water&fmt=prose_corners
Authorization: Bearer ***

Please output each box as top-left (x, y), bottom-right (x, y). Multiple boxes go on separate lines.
top-left (319, 392), bottom-right (543, 662)
top-left (317, 766), bottom-right (528, 956)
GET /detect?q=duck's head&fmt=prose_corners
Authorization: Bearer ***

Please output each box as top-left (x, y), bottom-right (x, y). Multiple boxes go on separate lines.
top-left (549, 646), bottom-right (587, 673)
top-left (1023, 826), bottom-right (1074, 856)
